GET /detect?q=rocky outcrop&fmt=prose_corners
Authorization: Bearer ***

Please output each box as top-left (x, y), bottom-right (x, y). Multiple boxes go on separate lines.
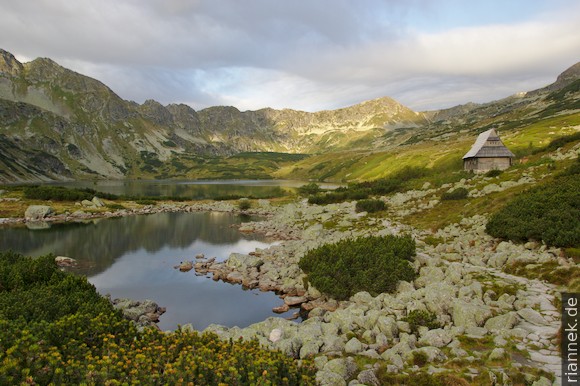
top-left (111, 298), bottom-right (166, 330)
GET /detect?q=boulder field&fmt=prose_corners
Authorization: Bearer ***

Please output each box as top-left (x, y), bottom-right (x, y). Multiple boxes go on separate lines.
top-left (188, 198), bottom-right (563, 385)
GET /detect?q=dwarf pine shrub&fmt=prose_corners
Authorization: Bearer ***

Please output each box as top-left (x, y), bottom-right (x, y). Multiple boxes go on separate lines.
top-left (299, 235), bottom-right (416, 300)
top-left (486, 175), bottom-right (580, 247)
top-left (441, 187), bottom-right (468, 200)
top-left (355, 199), bottom-right (387, 213)
top-left (0, 252), bottom-right (316, 385)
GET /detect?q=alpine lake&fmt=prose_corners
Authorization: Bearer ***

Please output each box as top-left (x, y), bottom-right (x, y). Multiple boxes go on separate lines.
top-left (0, 180), bottom-right (340, 330)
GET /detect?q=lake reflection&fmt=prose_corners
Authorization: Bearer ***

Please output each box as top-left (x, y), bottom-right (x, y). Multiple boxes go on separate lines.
top-left (0, 212), bottom-right (295, 330)
top-left (47, 179), bottom-right (342, 199)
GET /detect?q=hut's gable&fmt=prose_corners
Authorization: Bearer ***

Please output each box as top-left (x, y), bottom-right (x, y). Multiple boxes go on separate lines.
top-left (463, 129), bottom-right (514, 172)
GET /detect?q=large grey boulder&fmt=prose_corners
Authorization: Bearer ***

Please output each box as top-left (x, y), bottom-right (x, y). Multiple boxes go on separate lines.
top-left (415, 346), bottom-right (447, 362)
top-left (423, 282), bottom-right (457, 315)
top-left (344, 337), bottom-right (364, 354)
top-left (323, 357), bottom-right (357, 380)
top-left (452, 299), bottom-right (492, 328)
top-left (24, 205), bottom-right (54, 220)
top-left (376, 315), bottom-right (398, 339)
top-left (415, 266), bottom-right (445, 288)
top-left (484, 312), bottom-right (519, 333)
top-left (226, 253), bottom-right (263, 270)
top-left (92, 196), bottom-right (105, 207)
top-left (357, 369), bottom-right (380, 386)
top-left (418, 328), bottom-right (454, 348)
top-left (316, 371), bottom-right (346, 386)
top-left (517, 308), bottom-right (549, 326)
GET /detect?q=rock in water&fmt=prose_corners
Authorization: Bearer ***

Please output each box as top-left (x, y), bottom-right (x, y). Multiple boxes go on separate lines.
top-left (24, 205), bottom-right (54, 220)
top-left (177, 261), bottom-right (193, 272)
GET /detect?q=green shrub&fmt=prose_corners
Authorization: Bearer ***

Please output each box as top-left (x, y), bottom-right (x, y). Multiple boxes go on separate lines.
top-left (107, 203), bottom-right (126, 210)
top-left (297, 182), bottom-right (321, 196)
top-left (486, 176), bottom-right (580, 247)
top-left (441, 187), bottom-right (468, 200)
top-left (238, 199), bottom-right (251, 210)
top-left (299, 235), bottom-right (416, 300)
top-left (485, 169), bottom-right (503, 177)
top-left (403, 310), bottom-right (441, 335)
top-left (0, 252), bottom-right (316, 385)
top-left (558, 156), bottom-right (580, 177)
top-left (135, 199), bottom-right (157, 205)
top-left (22, 185), bottom-right (119, 201)
top-left (355, 199), bottom-right (387, 213)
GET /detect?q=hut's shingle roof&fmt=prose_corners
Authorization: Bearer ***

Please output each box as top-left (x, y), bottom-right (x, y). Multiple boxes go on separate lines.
top-left (463, 129), bottom-right (515, 159)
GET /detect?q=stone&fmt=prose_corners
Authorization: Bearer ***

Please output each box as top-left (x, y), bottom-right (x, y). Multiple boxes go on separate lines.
top-left (273, 304), bottom-right (290, 313)
top-left (423, 282), bottom-right (457, 315)
top-left (357, 369), bottom-right (380, 386)
top-left (517, 308), bottom-right (549, 326)
top-left (24, 205), bottom-right (54, 220)
top-left (316, 371), bottom-right (347, 386)
top-left (345, 337), bottom-right (364, 354)
top-left (484, 312), bottom-right (519, 333)
top-left (81, 199), bottom-right (95, 207)
top-left (177, 261), bottom-right (193, 272)
top-left (323, 357), bottom-right (357, 380)
top-left (376, 315), bottom-right (398, 339)
top-left (418, 329), bottom-right (454, 348)
top-left (321, 336), bottom-right (345, 353)
top-left (225, 271), bottom-right (244, 283)
top-left (269, 328), bottom-right (282, 342)
top-left (416, 346), bottom-right (447, 362)
top-left (55, 256), bottom-right (77, 267)
top-left (489, 348), bottom-right (506, 361)
top-left (284, 296), bottom-right (307, 306)
top-left (452, 299), bottom-right (492, 328)
top-left (415, 266), bottom-right (445, 288)
top-left (531, 377), bottom-right (554, 386)
top-left (92, 196), bottom-right (105, 207)
top-left (226, 253), bottom-right (263, 269)
top-left (300, 340), bottom-right (322, 359)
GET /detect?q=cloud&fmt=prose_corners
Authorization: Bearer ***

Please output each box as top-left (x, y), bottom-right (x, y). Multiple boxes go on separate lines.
top-left (1, 0), bottom-right (579, 112)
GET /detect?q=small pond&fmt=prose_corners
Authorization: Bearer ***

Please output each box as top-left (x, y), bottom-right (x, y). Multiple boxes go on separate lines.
top-left (0, 211), bottom-right (296, 330)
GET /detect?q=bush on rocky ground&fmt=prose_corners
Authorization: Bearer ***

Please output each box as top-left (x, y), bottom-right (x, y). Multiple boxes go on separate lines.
top-left (486, 175), bottom-right (580, 248)
top-left (441, 187), bottom-right (469, 200)
top-left (355, 199), bottom-right (387, 213)
top-left (299, 235), bottom-right (416, 300)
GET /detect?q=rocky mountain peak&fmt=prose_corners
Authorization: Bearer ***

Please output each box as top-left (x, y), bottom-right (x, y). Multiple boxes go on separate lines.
top-left (0, 48), bottom-right (24, 76)
top-left (555, 62), bottom-right (580, 86)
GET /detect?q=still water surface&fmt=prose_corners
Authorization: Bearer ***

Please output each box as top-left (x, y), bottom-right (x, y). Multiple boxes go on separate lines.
top-left (49, 179), bottom-right (341, 199)
top-left (0, 212), bottom-right (295, 330)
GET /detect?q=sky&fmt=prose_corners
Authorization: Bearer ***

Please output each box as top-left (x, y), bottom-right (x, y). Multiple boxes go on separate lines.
top-left (1, 0), bottom-right (579, 112)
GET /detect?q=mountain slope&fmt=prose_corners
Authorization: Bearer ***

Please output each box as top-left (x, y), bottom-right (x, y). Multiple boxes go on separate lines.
top-left (0, 49), bottom-right (429, 182)
top-left (0, 48), bottom-right (578, 182)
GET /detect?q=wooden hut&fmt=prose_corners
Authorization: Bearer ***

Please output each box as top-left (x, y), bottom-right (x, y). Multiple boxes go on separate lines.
top-left (463, 129), bottom-right (515, 172)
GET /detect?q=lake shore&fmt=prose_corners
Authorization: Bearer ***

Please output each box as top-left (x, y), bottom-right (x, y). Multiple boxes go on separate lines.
top-left (2, 191), bottom-right (565, 384)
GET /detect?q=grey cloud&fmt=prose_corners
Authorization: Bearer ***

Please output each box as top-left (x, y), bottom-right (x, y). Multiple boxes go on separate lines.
top-left (0, 0), bottom-right (579, 112)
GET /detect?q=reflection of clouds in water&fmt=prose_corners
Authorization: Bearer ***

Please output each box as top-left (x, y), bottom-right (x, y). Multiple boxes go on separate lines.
top-left (3, 210), bottom-right (289, 330)
top-left (89, 231), bottom-right (286, 330)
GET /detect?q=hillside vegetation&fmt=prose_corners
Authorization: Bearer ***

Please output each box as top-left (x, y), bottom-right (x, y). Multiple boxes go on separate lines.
top-left (1, 48), bottom-right (579, 182)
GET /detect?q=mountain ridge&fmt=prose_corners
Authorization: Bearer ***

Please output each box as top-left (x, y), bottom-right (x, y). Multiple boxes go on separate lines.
top-left (0, 48), bottom-right (578, 182)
